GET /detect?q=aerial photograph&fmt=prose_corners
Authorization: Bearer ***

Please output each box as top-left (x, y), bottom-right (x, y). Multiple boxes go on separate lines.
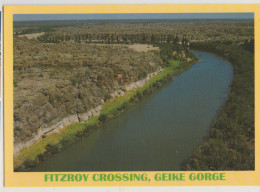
top-left (13, 13), bottom-right (254, 172)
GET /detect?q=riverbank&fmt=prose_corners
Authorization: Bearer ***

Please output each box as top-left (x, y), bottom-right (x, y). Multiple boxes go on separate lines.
top-left (13, 67), bottom-right (164, 156)
top-left (14, 59), bottom-right (196, 171)
top-left (184, 43), bottom-right (254, 170)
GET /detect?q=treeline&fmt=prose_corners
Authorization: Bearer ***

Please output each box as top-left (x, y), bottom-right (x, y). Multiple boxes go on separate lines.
top-left (184, 42), bottom-right (254, 170)
top-left (37, 32), bottom-right (190, 46)
top-left (14, 20), bottom-right (254, 45)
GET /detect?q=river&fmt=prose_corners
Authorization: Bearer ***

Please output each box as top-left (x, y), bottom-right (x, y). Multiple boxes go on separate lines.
top-left (31, 50), bottom-right (233, 171)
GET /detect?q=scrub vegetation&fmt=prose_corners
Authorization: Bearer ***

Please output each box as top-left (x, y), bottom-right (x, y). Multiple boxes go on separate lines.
top-left (184, 41), bottom-right (254, 170)
top-left (13, 19), bottom-right (254, 171)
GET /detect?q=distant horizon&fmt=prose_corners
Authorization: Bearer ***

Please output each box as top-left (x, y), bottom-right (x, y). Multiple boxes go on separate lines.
top-left (13, 13), bottom-right (254, 22)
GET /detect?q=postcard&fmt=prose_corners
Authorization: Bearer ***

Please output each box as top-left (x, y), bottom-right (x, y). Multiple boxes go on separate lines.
top-left (3, 4), bottom-right (260, 187)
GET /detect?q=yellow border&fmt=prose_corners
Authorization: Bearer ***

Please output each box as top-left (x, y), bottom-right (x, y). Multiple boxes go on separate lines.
top-left (4, 4), bottom-right (260, 187)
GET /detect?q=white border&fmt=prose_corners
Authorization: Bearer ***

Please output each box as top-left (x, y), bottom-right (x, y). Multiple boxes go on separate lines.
top-left (1, 0), bottom-right (260, 192)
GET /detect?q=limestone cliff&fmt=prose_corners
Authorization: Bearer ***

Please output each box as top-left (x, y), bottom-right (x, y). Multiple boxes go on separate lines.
top-left (13, 37), bottom-right (163, 153)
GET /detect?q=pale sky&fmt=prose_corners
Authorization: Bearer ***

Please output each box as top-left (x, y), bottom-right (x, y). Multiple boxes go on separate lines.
top-left (13, 13), bottom-right (254, 21)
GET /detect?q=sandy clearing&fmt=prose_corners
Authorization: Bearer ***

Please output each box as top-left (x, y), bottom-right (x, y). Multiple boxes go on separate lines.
top-left (129, 44), bottom-right (159, 52)
top-left (19, 32), bottom-right (45, 40)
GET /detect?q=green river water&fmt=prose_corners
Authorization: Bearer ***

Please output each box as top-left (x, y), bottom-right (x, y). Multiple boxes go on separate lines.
top-left (31, 50), bottom-right (233, 171)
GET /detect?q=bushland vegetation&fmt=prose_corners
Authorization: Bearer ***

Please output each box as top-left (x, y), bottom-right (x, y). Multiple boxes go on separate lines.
top-left (184, 41), bottom-right (254, 170)
top-left (14, 20), bottom-right (199, 145)
top-left (13, 39), bottom-right (162, 143)
top-left (13, 19), bottom-right (254, 171)
top-left (14, 19), bottom-right (198, 171)
top-left (14, 56), bottom-right (197, 172)
top-left (14, 20), bottom-right (253, 44)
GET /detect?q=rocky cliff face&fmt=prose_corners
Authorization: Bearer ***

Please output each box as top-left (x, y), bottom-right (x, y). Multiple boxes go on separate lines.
top-left (13, 37), bottom-right (163, 149)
